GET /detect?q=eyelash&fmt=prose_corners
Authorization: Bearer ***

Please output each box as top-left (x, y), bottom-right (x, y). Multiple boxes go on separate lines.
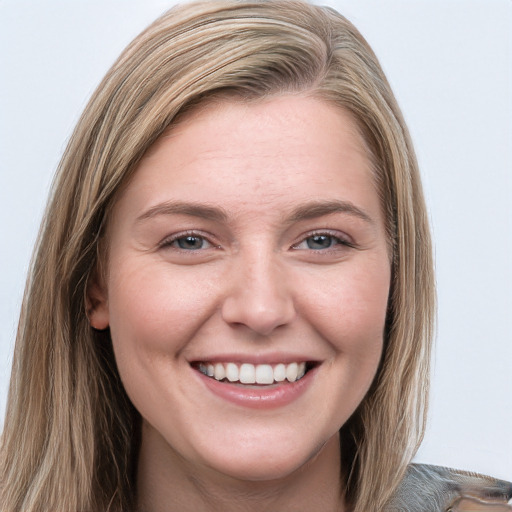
top-left (158, 230), bottom-right (353, 253)
top-left (291, 230), bottom-right (354, 252)
top-left (158, 231), bottom-right (218, 251)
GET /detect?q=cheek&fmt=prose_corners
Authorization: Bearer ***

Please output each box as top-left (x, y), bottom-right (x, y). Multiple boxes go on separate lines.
top-left (106, 262), bottom-right (221, 364)
top-left (299, 260), bottom-right (390, 353)
top-left (281, 264), bottom-right (390, 439)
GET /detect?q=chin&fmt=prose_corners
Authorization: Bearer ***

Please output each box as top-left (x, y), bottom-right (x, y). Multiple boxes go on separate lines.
top-left (197, 431), bottom-right (335, 483)
top-left (209, 453), bottom-right (310, 482)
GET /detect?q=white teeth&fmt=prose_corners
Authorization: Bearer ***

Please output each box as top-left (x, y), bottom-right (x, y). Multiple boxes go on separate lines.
top-left (226, 363), bottom-right (239, 382)
top-left (198, 361), bottom-right (309, 385)
top-left (239, 363), bottom-right (256, 384)
top-left (297, 362), bottom-right (306, 380)
top-left (273, 363), bottom-right (286, 382)
top-left (214, 363), bottom-right (226, 380)
top-left (255, 364), bottom-right (274, 384)
top-left (286, 362), bottom-right (298, 382)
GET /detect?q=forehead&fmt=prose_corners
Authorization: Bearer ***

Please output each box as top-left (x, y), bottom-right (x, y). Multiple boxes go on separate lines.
top-left (154, 94), bottom-right (372, 160)
top-left (111, 95), bottom-right (382, 230)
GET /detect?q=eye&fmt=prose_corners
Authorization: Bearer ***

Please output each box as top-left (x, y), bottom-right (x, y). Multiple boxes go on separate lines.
top-left (174, 235), bottom-right (209, 250)
top-left (292, 232), bottom-right (352, 251)
top-left (160, 233), bottom-right (214, 251)
top-left (305, 234), bottom-right (338, 250)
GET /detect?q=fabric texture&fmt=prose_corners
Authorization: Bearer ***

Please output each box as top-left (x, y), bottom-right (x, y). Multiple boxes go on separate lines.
top-left (385, 464), bottom-right (512, 511)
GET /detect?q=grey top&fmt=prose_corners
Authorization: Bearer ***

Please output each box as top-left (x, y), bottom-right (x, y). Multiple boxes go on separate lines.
top-left (385, 464), bottom-right (512, 511)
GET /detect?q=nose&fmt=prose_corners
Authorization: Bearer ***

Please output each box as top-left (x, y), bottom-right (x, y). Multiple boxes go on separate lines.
top-left (221, 252), bottom-right (296, 336)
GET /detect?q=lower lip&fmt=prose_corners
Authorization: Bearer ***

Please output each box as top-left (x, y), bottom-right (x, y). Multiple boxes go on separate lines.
top-left (194, 366), bottom-right (317, 409)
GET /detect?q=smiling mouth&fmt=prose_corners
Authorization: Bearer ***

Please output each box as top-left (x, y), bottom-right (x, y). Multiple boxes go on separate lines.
top-left (194, 361), bottom-right (313, 385)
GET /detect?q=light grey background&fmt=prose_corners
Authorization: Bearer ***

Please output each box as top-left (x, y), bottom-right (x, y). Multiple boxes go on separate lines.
top-left (1, 0), bottom-right (511, 479)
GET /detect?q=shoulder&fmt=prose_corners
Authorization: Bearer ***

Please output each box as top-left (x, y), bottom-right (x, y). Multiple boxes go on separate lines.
top-left (385, 463), bottom-right (512, 511)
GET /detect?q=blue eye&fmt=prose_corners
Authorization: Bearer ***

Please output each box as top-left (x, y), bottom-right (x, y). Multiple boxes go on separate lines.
top-left (176, 236), bottom-right (206, 250)
top-left (165, 235), bottom-right (212, 250)
top-left (305, 235), bottom-right (338, 250)
top-left (293, 233), bottom-right (350, 251)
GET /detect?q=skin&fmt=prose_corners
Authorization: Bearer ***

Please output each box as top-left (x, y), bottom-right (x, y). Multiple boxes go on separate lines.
top-left (89, 95), bottom-right (391, 512)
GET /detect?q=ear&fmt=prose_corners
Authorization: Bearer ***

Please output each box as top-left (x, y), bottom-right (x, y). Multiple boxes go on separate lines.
top-left (86, 269), bottom-right (109, 330)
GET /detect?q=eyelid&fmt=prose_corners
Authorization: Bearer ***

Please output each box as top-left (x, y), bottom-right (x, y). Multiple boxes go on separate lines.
top-left (290, 229), bottom-right (355, 251)
top-left (158, 230), bottom-right (220, 250)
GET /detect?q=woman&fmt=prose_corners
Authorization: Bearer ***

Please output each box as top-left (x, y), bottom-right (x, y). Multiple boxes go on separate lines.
top-left (0, 1), bottom-right (510, 511)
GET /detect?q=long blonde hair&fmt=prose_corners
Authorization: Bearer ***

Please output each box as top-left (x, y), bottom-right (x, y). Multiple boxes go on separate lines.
top-left (0, 2), bottom-right (434, 511)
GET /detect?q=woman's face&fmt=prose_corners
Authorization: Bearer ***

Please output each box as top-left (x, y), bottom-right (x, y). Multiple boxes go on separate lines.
top-left (90, 96), bottom-right (391, 481)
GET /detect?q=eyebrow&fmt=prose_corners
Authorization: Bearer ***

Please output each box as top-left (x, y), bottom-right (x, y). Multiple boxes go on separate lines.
top-left (287, 200), bottom-right (374, 225)
top-left (136, 201), bottom-right (229, 223)
top-left (135, 199), bottom-right (374, 225)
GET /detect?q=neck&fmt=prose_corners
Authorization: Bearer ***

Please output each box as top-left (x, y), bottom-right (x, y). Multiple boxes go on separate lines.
top-left (136, 423), bottom-right (345, 512)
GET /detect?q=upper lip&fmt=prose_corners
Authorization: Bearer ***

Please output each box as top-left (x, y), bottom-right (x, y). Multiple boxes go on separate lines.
top-left (189, 353), bottom-right (321, 365)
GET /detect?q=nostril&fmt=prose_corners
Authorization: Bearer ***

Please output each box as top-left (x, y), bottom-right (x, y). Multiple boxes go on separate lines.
top-left (220, 273), bottom-right (296, 336)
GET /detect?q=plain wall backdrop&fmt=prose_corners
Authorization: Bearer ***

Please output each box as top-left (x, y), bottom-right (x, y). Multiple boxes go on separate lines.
top-left (1, 0), bottom-right (511, 480)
